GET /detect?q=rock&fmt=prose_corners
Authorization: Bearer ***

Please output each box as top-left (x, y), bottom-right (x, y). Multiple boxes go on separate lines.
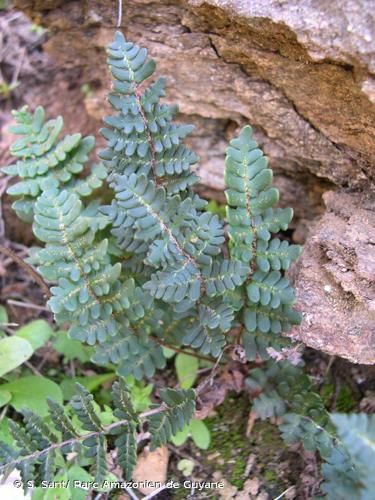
top-left (290, 191), bottom-right (375, 364)
top-left (5, 1), bottom-right (375, 362)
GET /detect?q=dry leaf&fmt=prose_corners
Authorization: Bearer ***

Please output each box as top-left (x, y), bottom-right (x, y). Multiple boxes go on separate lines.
top-left (132, 446), bottom-right (169, 495)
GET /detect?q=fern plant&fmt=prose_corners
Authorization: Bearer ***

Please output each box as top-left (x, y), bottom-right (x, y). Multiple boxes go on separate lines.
top-left (1, 31), bottom-right (309, 491)
top-left (247, 362), bottom-right (375, 499)
top-left (0, 381), bottom-right (195, 492)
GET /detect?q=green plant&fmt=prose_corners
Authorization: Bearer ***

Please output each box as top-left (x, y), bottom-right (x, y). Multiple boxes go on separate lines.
top-left (0, 311), bottom-right (60, 414)
top-left (247, 362), bottom-right (375, 499)
top-left (1, 31), bottom-right (307, 491)
top-left (321, 413), bottom-right (375, 498)
top-left (171, 418), bottom-right (211, 450)
top-left (0, 80), bottom-right (20, 99)
top-left (0, 381), bottom-right (195, 490)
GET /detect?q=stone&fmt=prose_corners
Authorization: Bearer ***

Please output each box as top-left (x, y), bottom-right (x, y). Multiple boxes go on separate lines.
top-left (290, 191), bottom-right (375, 364)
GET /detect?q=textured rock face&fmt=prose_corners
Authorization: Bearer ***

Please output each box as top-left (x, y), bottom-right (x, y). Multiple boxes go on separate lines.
top-left (7, 0), bottom-right (375, 362)
top-left (291, 191), bottom-right (375, 364)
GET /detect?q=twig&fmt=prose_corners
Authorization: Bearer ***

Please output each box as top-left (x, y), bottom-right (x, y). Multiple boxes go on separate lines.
top-left (0, 244), bottom-right (51, 297)
top-left (325, 356), bottom-right (336, 377)
top-left (0, 406), bottom-right (8, 423)
top-left (7, 299), bottom-right (50, 312)
top-left (142, 485), bottom-right (168, 500)
top-left (273, 485), bottom-right (295, 500)
top-left (167, 443), bottom-right (203, 470)
top-left (11, 46), bottom-right (25, 86)
top-left (24, 361), bottom-right (43, 377)
top-left (117, 0), bottom-right (123, 27)
top-left (125, 487), bottom-right (139, 500)
top-left (208, 345), bottom-right (231, 386)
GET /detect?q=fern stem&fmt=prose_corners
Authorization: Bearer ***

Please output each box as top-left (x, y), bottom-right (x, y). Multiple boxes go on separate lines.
top-left (135, 88), bottom-right (159, 184)
top-left (119, 51), bottom-right (159, 184)
top-left (0, 244), bottom-right (51, 298)
top-left (0, 406), bottom-right (163, 473)
top-left (243, 175), bottom-right (257, 277)
top-left (149, 335), bottom-right (217, 363)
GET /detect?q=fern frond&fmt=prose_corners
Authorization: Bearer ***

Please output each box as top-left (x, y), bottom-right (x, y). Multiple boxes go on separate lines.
top-left (182, 322), bottom-right (226, 357)
top-left (149, 388), bottom-right (196, 450)
top-left (322, 413), bottom-right (375, 499)
top-left (242, 330), bottom-right (292, 361)
top-left (2, 106), bottom-right (103, 221)
top-left (71, 383), bottom-right (103, 432)
top-left (93, 333), bottom-right (166, 380)
top-left (0, 381), bottom-right (196, 490)
top-left (225, 125), bottom-right (278, 264)
top-left (32, 188), bottom-right (134, 345)
top-left (244, 304), bottom-right (301, 334)
top-left (255, 238), bottom-right (301, 272)
top-left (112, 379), bottom-right (139, 424)
top-left (115, 426), bottom-right (137, 481)
top-left (203, 259), bottom-right (249, 297)
top-left (100, 32), bottom-right (230, 308)
top-left (246, 270), bottom-right (296, 308)
top-left (249, 362), bottom-right (332, 425)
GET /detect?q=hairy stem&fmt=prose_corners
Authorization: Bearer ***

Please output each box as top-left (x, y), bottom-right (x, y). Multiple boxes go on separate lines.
top-left (1, 406), bottom-right (164, 473)
top-left (150, 335), bottom-right (217, 363)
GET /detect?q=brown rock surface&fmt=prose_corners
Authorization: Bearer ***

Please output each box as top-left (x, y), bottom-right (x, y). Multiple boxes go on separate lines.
top-left (3, 0), bottom-right (375, 362)
top-left (290, 191), bottom-right (375, 364)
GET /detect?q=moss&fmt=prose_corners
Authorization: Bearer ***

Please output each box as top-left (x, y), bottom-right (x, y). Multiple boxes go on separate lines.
top-left (205, 200), bottom-right (226, 219)
top-left (336, 385), bottom-right (355, 413)
top-left (321, 382), bottom-right (335, 409)
top-left (200, 393), bottom-right (298, 494)
top-left (264, 469), bottom-right (277, 482)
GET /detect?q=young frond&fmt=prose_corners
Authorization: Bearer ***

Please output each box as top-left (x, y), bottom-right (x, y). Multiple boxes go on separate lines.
top-left (2, 106), bottom-right (103, 221)
top-left (148, 388), bottom-right (196, 450)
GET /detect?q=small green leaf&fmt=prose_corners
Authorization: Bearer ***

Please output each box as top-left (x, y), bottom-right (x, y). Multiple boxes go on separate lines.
top-left (15, 319), bottom-right (53, 351)
top-left (0, 376), bottom-right (63, 416)
top-left (0, 305), bottom-right (8, 336)
top-left (162, 347), bottom-right (176, 359)
top-left (53, 330), bottom-right (93, 363)
top-left (177, 458), bottom-right (195, 476)
top-left (0, 389), bottom-right (11, 407)
top-left (170, 423), bottom-right (190, 446)
top-left (190, 419), bottom-right (210, 449)
top-left (175, 353), bottom-right (198, 389)
top-left (0, 417), bottom-right (13, 445)
top-left (0, 336), bottom-right (33, 376)
top-left (68, 466), bottom-right (93, 500)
